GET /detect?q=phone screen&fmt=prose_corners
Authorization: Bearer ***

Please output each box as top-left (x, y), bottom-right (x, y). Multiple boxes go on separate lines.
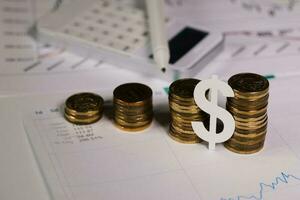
top-left (168, 27), bottom-right (208, 64)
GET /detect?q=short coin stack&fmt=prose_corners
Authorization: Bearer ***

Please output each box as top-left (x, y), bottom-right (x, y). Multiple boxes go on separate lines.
top-left (113, 83), bottom-right (153, 132)
top-left (225, 73), bottom-right (269, 154)
top-left (65, 92), bottom-right (104, 125)
top-left (169, 79), bottom-right (207, 143)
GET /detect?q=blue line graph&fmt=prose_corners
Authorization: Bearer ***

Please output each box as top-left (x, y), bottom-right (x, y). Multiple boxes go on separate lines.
top-left (220, 172), bottom-right (300, 200)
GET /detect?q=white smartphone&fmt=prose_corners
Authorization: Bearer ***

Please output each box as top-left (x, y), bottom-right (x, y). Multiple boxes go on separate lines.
top-left (37, 0), bottom-right (224, 80)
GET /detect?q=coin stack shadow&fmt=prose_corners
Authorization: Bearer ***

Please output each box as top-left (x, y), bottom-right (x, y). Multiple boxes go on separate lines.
top-left (169, 79), bottom-right (207, 143)
top-left (113, 83), bottom-right (153, 132)
top-left (64, 92), bottom-right (104, 125)
top-left (225, 73), bottom-right (269, 154)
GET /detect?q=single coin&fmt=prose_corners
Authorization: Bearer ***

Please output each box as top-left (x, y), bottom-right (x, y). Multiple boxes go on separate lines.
top-left (169, 103), bottom-right (201, 114)
top-left (114, 104), bottom-right (152, 113)
top-left (65, 92), bottom-right (104, 115)
top-left (169, 78), bottom-right (200, 99)
top-left (227, 135), bottom-right (266, 145)
top-left (114, 117), bottom-right (152, 127)
top-left (227, 96), bottom-right (268, 110)
top-left (169, 126), bottom-right (201, 144)
top-left (231, 130), bottom-right (267, 143)
top-left (113, 83), bottom-right (152, 105)
top-left (224, 139), bottom-right (264, 154)
top-left (114, 112), bottom-right (153, 123)
top-left (227, 104), bottom-right (267, 116)
top-left (169, 95), bottom-right (196, 105)
top-left (233, 91), bottom-right (268, 100)
top-left (65, 92), bottom-right (104, 125)
top-left (228, 109), bottom-right (267, 119)
top-left (235, 116), bottom-right (268, 129)
top-left (171, 114), bottom-right (207, 124)
top-left (233, 112), bottom-right (267, 123)
top-left (228, 73), bottom-right (269, 94)
top-left (171, 122), bottom-right (195, 132)
top-left (64, 113), bottom-right (101, 125)
top-left (235, 124), bottom-right (268, 135)
top-left (114, 120), bottom-right (152, 132)
top-left (170, 109), bottom-right (207, 119)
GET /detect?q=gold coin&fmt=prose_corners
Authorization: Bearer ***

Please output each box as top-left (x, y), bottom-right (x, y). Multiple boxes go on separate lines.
top-left (114, 104), bottom-right (152, 113)
top-left (114, 112), bottom-right (153, 123)
top-left (64, 113), bottom-right (102, 125)
top-left (113, 83), bottom-right (152, 105)
top-left (114, 110), bottom-right (152, 118)
top-left (169, 102), bottom-right (200, 114)
top-left (65, 92), bottom-right (104, 115)
top-left (114, 98), bottom-right (152, 107)
top-left (235, 124), bottom-right (268, 135)
top-left (171, 115), bottom-right (207, 125)
top-left (169, 126), bottom-right (201, 144)
top-left (113, 83), bottom-right (153, 132)
top-left (168, 78), bottom-right (207, 144)
top-left (169, 95), bottom-right (195, 104)
top-left (233, 90), bottom-right (268, 100)
top-left (171, 123), bottom-right (195, 134)
top-left (231, 130), bottom-right (267, 143)
top-left (233, 112), bottom-right (267, 123)
top-left (169, 78), bottom-right (200, 100)
top-left (227, 99), bottom-right (268, 111)
top-left (114, 117), bottom-right (152, 127)
top-left (227, 134), bottom-right (266, 145)
top-left (234, 128), bottom-right (267, 137)
top-left (227, 104), bottom-right (267, 116)
top-left (235, 116), bottom-right (268, 129)
top-left (170, 110), bottom-right (207, 120)
top-left (225, 73), bottom-right (269, 154)
top-left (229, 109), bottom-right (267, 119)
top-left (64, 92), bottom-right (104, 125)
top-left (65, 108), bottom-right (103, 118)
top-left (115, 122), bottom-right (152, 132)
top-left (228, 73), bottom-right (269, 95)
top-left (224, 140), bottom-right (264, 154)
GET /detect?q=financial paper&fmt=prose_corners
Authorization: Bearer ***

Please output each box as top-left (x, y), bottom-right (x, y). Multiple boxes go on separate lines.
top-left (1, 0), bottom-right (300, 199)
top-left (20, 75), bottom-right (300, 199)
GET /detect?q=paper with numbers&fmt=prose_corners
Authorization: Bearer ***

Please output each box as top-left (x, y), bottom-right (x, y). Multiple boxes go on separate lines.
top-left (22, 79), bottom-right (300, 200)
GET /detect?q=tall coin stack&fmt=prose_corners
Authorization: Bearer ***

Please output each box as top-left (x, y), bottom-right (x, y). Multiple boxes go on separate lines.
top-left (169, 79), bottom-right (207, 143)
top-left (65, 92), bottom-right (104, 125)
top-left (113, 83), bottom-right (153, 132)
top-left (225, 73), bottom-right (269, 154)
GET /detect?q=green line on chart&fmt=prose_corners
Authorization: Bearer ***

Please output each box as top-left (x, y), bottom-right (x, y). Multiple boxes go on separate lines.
top-left (164, 87), bottom-right (169, 95)
top-left (264, 74), bottom-right (275, 80)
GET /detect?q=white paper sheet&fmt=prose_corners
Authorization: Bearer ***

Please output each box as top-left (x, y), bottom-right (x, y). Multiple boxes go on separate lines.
top-left (18, 76), bottom-right (300, 199)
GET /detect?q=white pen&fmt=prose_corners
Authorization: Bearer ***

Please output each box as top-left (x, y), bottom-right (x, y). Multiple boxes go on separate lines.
top-left (146, 0), bottom-right (170, 72)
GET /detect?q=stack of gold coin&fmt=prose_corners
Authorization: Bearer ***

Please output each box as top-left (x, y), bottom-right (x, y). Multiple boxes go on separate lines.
top-left (224, 73), bottom-right (269, 154)
top-left (113, 83), bottom-right (153, 132)
top-left (169, 79), bottom-right (207, 143)
top-left (65, 92), bottom-right (104, 125)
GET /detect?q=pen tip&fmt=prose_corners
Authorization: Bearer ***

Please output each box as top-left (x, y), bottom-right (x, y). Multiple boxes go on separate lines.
top-left (161, 67), bottom-right (166, 73)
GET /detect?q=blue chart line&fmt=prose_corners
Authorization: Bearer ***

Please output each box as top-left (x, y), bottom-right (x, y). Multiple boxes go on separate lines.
top-left (221, 172), bottom-right (300, 200)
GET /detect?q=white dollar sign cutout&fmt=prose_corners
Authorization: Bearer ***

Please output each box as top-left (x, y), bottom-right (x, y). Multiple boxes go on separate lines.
top-left (191, 75), bottom-right (235, 150)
